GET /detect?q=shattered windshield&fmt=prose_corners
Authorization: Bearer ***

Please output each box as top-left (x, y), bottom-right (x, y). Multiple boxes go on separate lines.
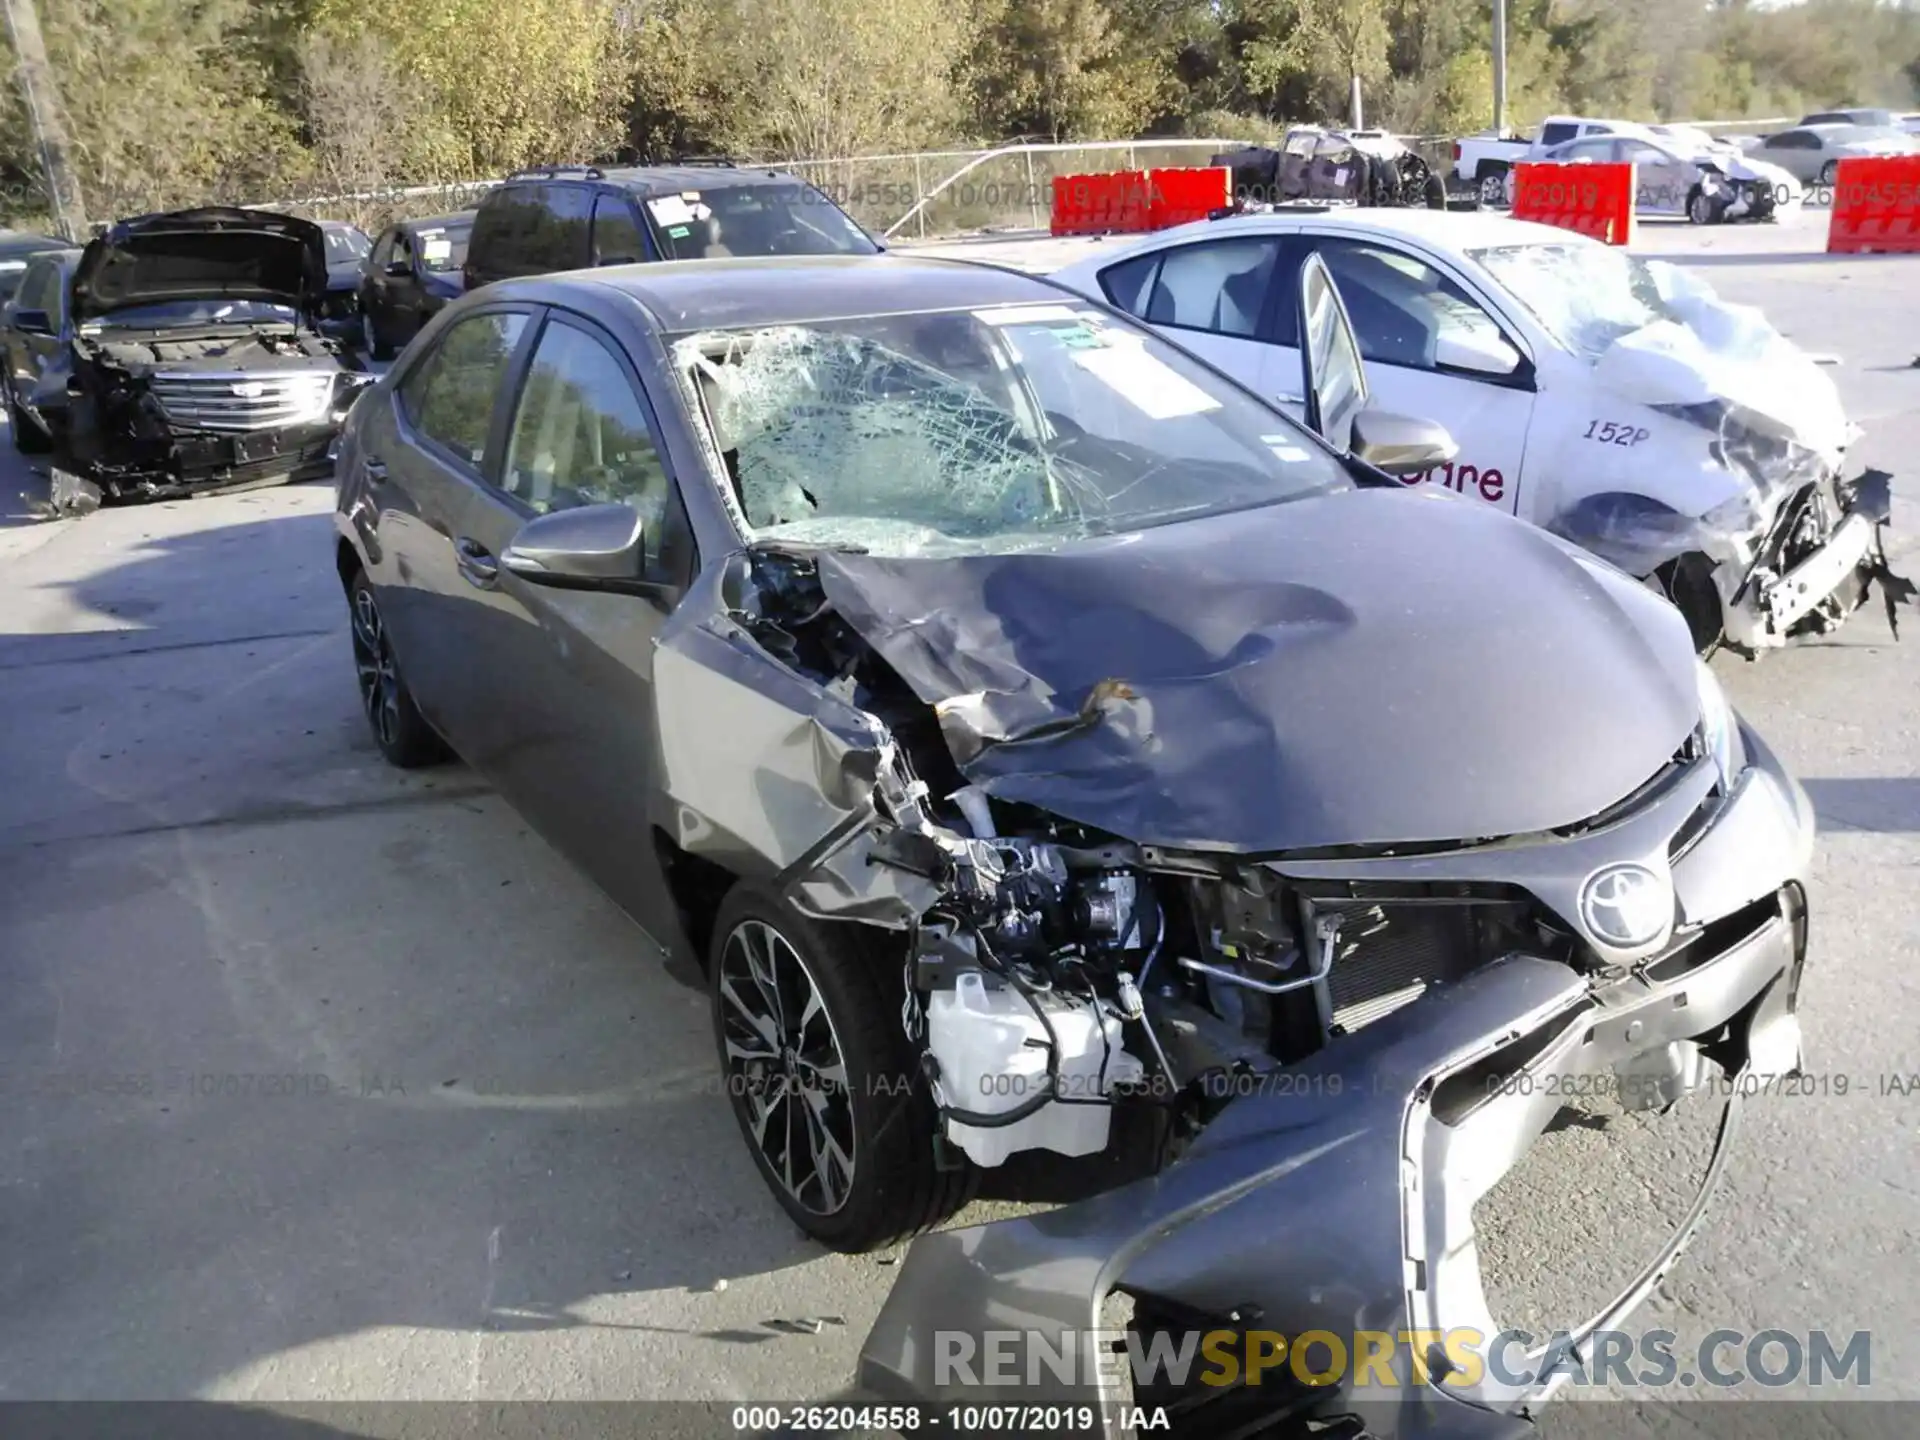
top-left (672, 302), bottom-right (1348, 557)
top-left (1468, 242), bottom-right (1677, 361)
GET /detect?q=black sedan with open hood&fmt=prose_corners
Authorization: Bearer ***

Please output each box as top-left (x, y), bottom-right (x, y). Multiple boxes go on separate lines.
top-left (51, 206), bottom-right (372, 513)
top-left (330, 253), bottom-right (1813, 1439)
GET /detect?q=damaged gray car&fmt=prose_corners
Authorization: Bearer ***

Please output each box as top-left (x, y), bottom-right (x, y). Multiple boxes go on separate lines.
top-left (332, 253), bottom-right (1813, 1436)
top-left (51, 206), bottom-right (374, 513)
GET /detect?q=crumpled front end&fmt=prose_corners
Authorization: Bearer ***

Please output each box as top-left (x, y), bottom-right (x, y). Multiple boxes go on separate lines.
top-left (853, 722), bottom-right (1814, 1440)
top-left (55, 333), bottom-right (371, 513)
top-left (1535, 262), bottom-right (1912, 653)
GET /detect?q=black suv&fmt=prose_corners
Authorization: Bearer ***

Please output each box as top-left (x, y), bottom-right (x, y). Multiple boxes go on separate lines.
top-left (461, 162), bottom-right (879, 291)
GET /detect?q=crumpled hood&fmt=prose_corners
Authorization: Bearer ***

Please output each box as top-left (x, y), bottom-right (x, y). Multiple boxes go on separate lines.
top-left (72, 206), bottom-right (327, 322)
top-left (1719, 154), bottom-right (1799, 190)
top-left (816, 489), bottom-right (1700, 854)
top-left (1592, 264), bottom-right (1850, 462)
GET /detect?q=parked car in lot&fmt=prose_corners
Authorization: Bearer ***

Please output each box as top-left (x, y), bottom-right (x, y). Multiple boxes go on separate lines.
top-left (316, 220), bottom-right (371, 340)
top-left (1799, 106), bottom-right (1900, 129)
top-left (1451, 115), bottom-right (1639, 206)
top-left (461, 160), bottom-right (878, 292)
top-left (1538, 130), bottom-right (1801, 223)
top-left (0, 228), bottom-right (74, 303)
top-left (49, 206), bottom-right (373, 513)
top-left (333, 255), bottom-right (1813, 1439)
top-left (1751, 122), bottom-right (1920, 185)
top-left (0, 245), bottom-right (81, 453)
top-left (1047, 207), bottom-right (1906, 654)
top-left (357, 210), bottom-right (474, 360)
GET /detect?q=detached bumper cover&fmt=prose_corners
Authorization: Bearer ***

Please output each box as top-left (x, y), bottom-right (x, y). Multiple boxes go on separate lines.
top-left (853, 729), bottom-right (1813, 1439)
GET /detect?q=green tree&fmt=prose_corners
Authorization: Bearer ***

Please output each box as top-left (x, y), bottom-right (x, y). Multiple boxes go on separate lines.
top-left (968, 0), bottom-right (1175, 141)
top-left (312, 0), bottom-right (634, 175)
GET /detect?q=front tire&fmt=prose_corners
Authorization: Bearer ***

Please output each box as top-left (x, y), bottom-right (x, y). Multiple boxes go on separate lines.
top-left (1818, 160), bottom-right (1838, 187)
top-left (1686, 186), bottom-right (1720, 225)
top-left (1655, 552), bottom-right (1725, 656)
top-left (708, 883), bottom-right (973, 1253)
top-left (347, 568), bottom-right (446, 767)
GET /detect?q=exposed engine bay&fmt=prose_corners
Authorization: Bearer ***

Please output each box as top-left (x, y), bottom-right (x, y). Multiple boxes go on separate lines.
top-left (81, 327), bottom-right (339, 369)
top-left (726, 544), bottom-right (1597, 1173)
top-left (51, 205), bottom-right (370, 514)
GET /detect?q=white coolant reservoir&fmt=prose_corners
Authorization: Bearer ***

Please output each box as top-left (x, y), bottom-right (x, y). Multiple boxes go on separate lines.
top-left (925, 970), bottom-right (1144, 1168)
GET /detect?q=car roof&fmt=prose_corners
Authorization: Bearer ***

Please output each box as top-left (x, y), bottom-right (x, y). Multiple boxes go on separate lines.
top-left (502, 164), bottom-right (814, 199)
top-left (524, 253), bottom-right (1078, 332)
top-left (0, 230), bottom-right (69, 256)
top-left (1225, 207), bottom-right (1589, 250)
top-left (402, 211), bottom-right (476, 233)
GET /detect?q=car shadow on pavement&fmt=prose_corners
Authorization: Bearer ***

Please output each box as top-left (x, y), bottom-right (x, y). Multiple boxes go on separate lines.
top-left (1799, 777), bottom-right (1920, 834)
top-left (0, 500), bottom-right (857, 1403)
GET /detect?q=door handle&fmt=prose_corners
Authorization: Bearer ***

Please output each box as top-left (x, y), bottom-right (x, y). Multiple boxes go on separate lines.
top-left (1275, 392), bottom-right (1304, 405)
top-left (362, 456), bottom-right (388, 484)
top-left (454, 536), bottom-right (500, 589)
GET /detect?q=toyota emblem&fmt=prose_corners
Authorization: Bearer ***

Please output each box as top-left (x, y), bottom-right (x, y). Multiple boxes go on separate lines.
top-left (1578, 863), bottom-right (1673, 949)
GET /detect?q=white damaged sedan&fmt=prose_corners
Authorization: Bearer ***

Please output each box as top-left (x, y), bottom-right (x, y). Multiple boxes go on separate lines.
top-left (1537, 130), bottom-right (1804, 224)
top-left (1048, 208), bottom-right (1909, 653)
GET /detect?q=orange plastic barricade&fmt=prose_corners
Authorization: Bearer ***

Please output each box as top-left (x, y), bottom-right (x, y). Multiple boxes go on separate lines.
top-left (1145, 166), bottom-right (1230, 229)
top-left (1050, 171), bottom-right (1153, 236)
top-left (1826, 155), bottom-right (1920, 254)
top-left (1510, 161), bottom-right (1636, 246)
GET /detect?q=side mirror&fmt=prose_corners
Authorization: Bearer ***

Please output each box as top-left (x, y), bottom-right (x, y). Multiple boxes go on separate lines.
top-left (501, 503), bottom-right (648, 589)
top-left (386, 258), bottom-right (411, 277)
top-left (11, 308), bottom-right (51, 335)
top-left (1434, 328), bottom-right (1522, 377)
top-left (1349, 408), bottom-right (1459, 476)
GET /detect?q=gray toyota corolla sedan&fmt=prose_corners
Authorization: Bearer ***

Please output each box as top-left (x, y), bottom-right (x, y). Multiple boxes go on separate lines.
top-left (332, 252), bottom-right (1813, 1438)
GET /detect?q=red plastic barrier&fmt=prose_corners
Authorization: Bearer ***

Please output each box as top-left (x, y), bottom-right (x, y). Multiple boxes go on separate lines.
top-left (1510, 161), bottom-right (1636, 246)
top-left (1050, 171), bottom-right (1153, 236)
top-left (1826, 155), bottom-right (1920, 254)
top-left (1145, 166), bottom-right (1230, 229)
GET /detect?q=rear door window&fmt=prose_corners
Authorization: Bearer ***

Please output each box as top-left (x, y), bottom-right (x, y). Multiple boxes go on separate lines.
top-left (471, 185), bottom-right (556, 280)
top-left (544, 185), bottom-right (594, 270)
top-left (591, 196), bottom-right (645, 266)
top-left (1140, 237), bottom-right (1284, 339)
top-left (398, 311), bottom-right (532, 470)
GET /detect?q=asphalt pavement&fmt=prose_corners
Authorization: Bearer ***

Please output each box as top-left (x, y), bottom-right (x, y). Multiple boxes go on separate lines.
top-left (0, 207), bottom-right (1915, 1411)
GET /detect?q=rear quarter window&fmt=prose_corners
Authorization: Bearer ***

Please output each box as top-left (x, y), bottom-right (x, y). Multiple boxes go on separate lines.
top-left (469, 185), bottom-right (564, 282)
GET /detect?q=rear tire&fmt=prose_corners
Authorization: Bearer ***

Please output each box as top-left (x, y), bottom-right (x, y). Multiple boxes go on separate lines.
top-left (708, 882), bottom-right (974, 1253)
top-left (1479, 165), bottom-right (1510, 209)
top-left (347, 568), bottom-right (447, 768)
top-left (1818, 160), bottom-right (1838, 187)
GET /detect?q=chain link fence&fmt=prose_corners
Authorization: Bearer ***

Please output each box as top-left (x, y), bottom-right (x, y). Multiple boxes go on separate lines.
top-left (153, 115), bottom-right (1822, 240)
